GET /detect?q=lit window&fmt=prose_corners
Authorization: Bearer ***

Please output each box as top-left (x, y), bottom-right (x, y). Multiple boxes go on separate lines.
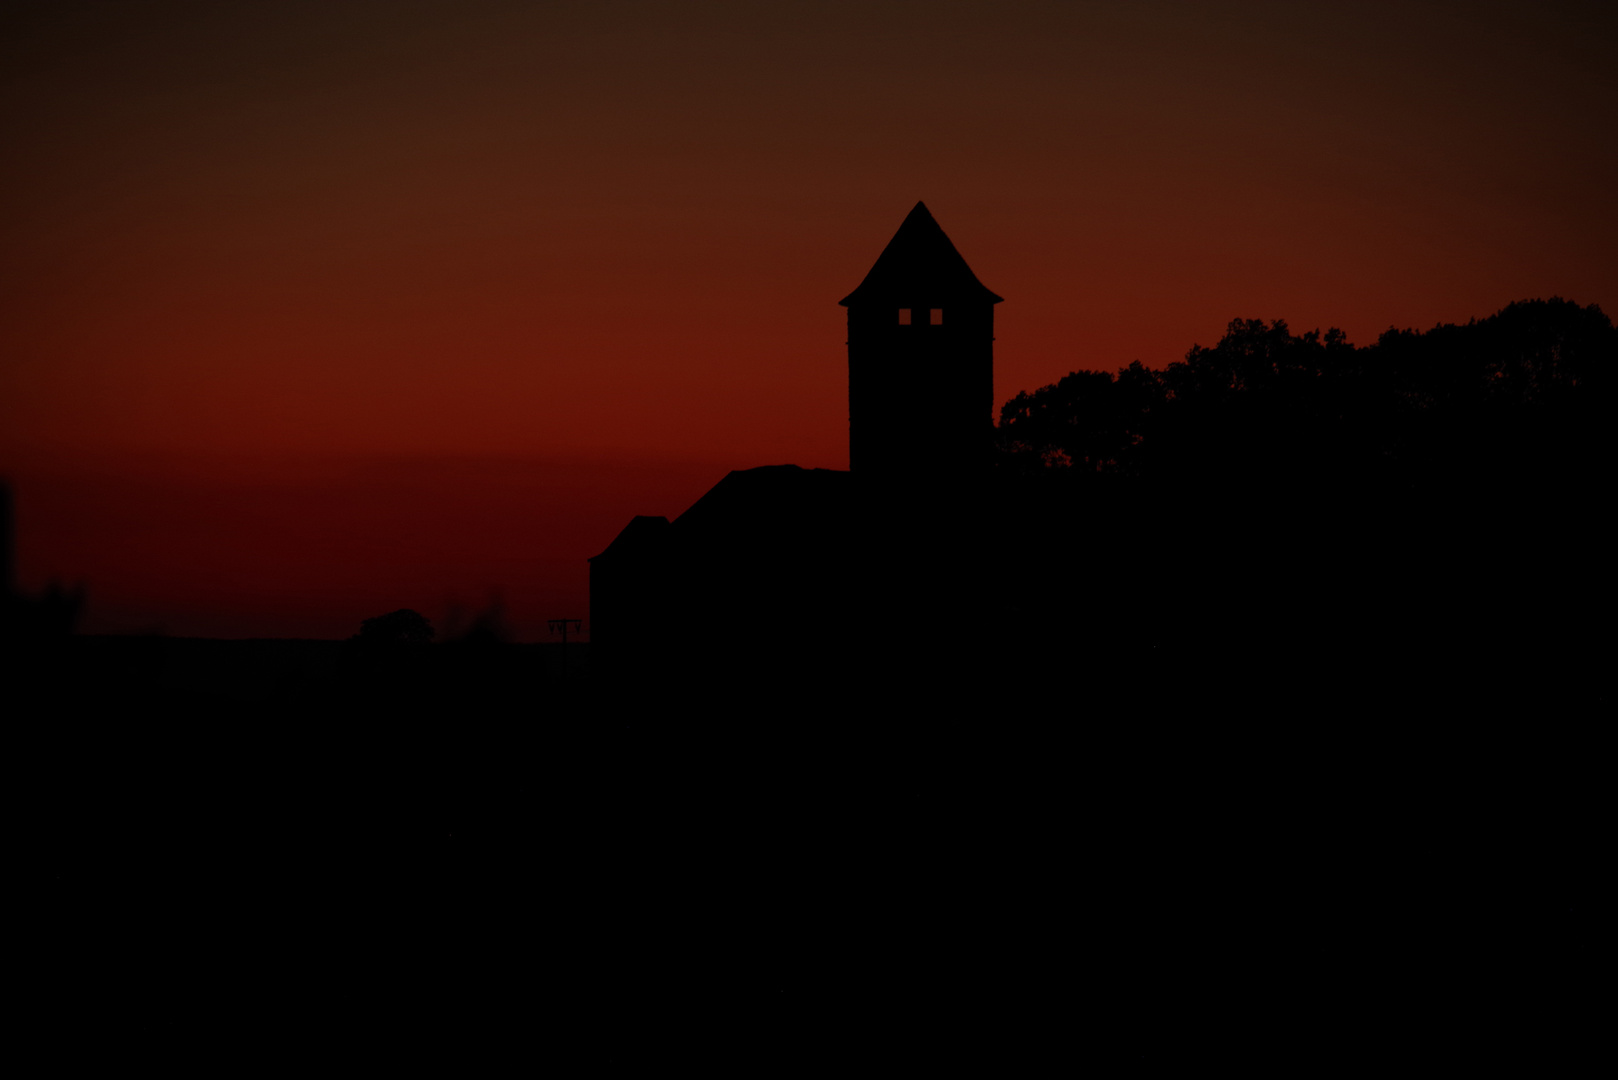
top-left (931, 308), bottom-right (943, 324)
top-left (898, 308), bottom-right (911, 325)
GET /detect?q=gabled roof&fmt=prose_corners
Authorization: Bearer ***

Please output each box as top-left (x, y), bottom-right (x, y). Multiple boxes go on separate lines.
top-left (588, 514), bottom-right (670, 562)
top-left (673, 465), bottom-right (852, 539)
top-left (839, 201), bottom-right (1003, 307)
top-left (592, 468), bottom-right (856, 564)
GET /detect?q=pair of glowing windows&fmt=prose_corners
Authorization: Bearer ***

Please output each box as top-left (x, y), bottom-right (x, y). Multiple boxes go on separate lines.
top-left (898, 308), bottom-right (943, 325)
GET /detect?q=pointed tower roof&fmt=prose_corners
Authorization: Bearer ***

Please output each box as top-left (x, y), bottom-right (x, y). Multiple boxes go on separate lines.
top-left (839, 201), bottom-right (1003, 307)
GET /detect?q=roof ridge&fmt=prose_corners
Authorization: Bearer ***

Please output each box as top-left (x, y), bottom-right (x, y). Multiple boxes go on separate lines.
top-left (839, 201), bottom-right (1002, 307)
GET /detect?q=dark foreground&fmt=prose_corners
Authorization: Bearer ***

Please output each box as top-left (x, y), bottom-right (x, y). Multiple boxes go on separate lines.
top-left (15, 631), bottom-right (1603, 1070)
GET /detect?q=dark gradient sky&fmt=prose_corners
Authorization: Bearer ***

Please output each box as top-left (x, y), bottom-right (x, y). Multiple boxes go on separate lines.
top-left (5, 0), bottom-right (1615, 638)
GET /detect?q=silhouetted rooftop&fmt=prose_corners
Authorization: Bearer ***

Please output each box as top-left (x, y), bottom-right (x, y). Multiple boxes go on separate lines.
top-left (673, 465), bottom-right (851, 536)
top-left (588, 514), bottom-right (670, 562)
top-left (590, 467), bottom-right (854, 564)
top-left (839, 201), bottom-right (1003, 307)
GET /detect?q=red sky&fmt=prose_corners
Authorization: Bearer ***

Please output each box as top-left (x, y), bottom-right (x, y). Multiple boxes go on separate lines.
top-left (4, 0), bottom-right (1615, 639)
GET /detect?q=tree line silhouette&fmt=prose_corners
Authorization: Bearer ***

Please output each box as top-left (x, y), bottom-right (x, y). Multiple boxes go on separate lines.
top-left (948, 296), bottom-right (1614, 720)
top-left (995, 297), bottom-right (1612, 493)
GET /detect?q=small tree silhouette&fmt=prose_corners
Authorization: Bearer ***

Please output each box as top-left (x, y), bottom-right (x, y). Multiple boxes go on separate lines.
top-left (356, 609), bottom-right (434, 646)
top-left (339, 608), bottom-right (436, 690)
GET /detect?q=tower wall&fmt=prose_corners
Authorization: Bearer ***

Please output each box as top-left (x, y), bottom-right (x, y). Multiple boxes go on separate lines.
top-left (847, 301), bottom-right (995, 474)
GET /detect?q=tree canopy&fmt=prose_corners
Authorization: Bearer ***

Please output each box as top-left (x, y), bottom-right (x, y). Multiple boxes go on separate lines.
top-left (995, 298), bottom-right (1615, 491)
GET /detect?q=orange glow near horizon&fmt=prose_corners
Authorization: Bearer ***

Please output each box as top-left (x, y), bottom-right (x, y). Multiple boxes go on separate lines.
top-left (4, 1), bottom-right (1615, 638)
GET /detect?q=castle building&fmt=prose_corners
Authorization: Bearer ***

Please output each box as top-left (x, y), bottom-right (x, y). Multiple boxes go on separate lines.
top-left (589, 202), bottom-right (1003, 679)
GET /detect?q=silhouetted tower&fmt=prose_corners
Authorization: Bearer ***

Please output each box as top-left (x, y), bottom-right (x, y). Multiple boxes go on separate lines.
top-left (840, 201), bottom-right (1003, 475)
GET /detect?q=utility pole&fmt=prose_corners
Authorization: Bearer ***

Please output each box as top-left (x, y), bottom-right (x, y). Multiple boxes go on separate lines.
top-left (548, 618), bottom-right (582, 679)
